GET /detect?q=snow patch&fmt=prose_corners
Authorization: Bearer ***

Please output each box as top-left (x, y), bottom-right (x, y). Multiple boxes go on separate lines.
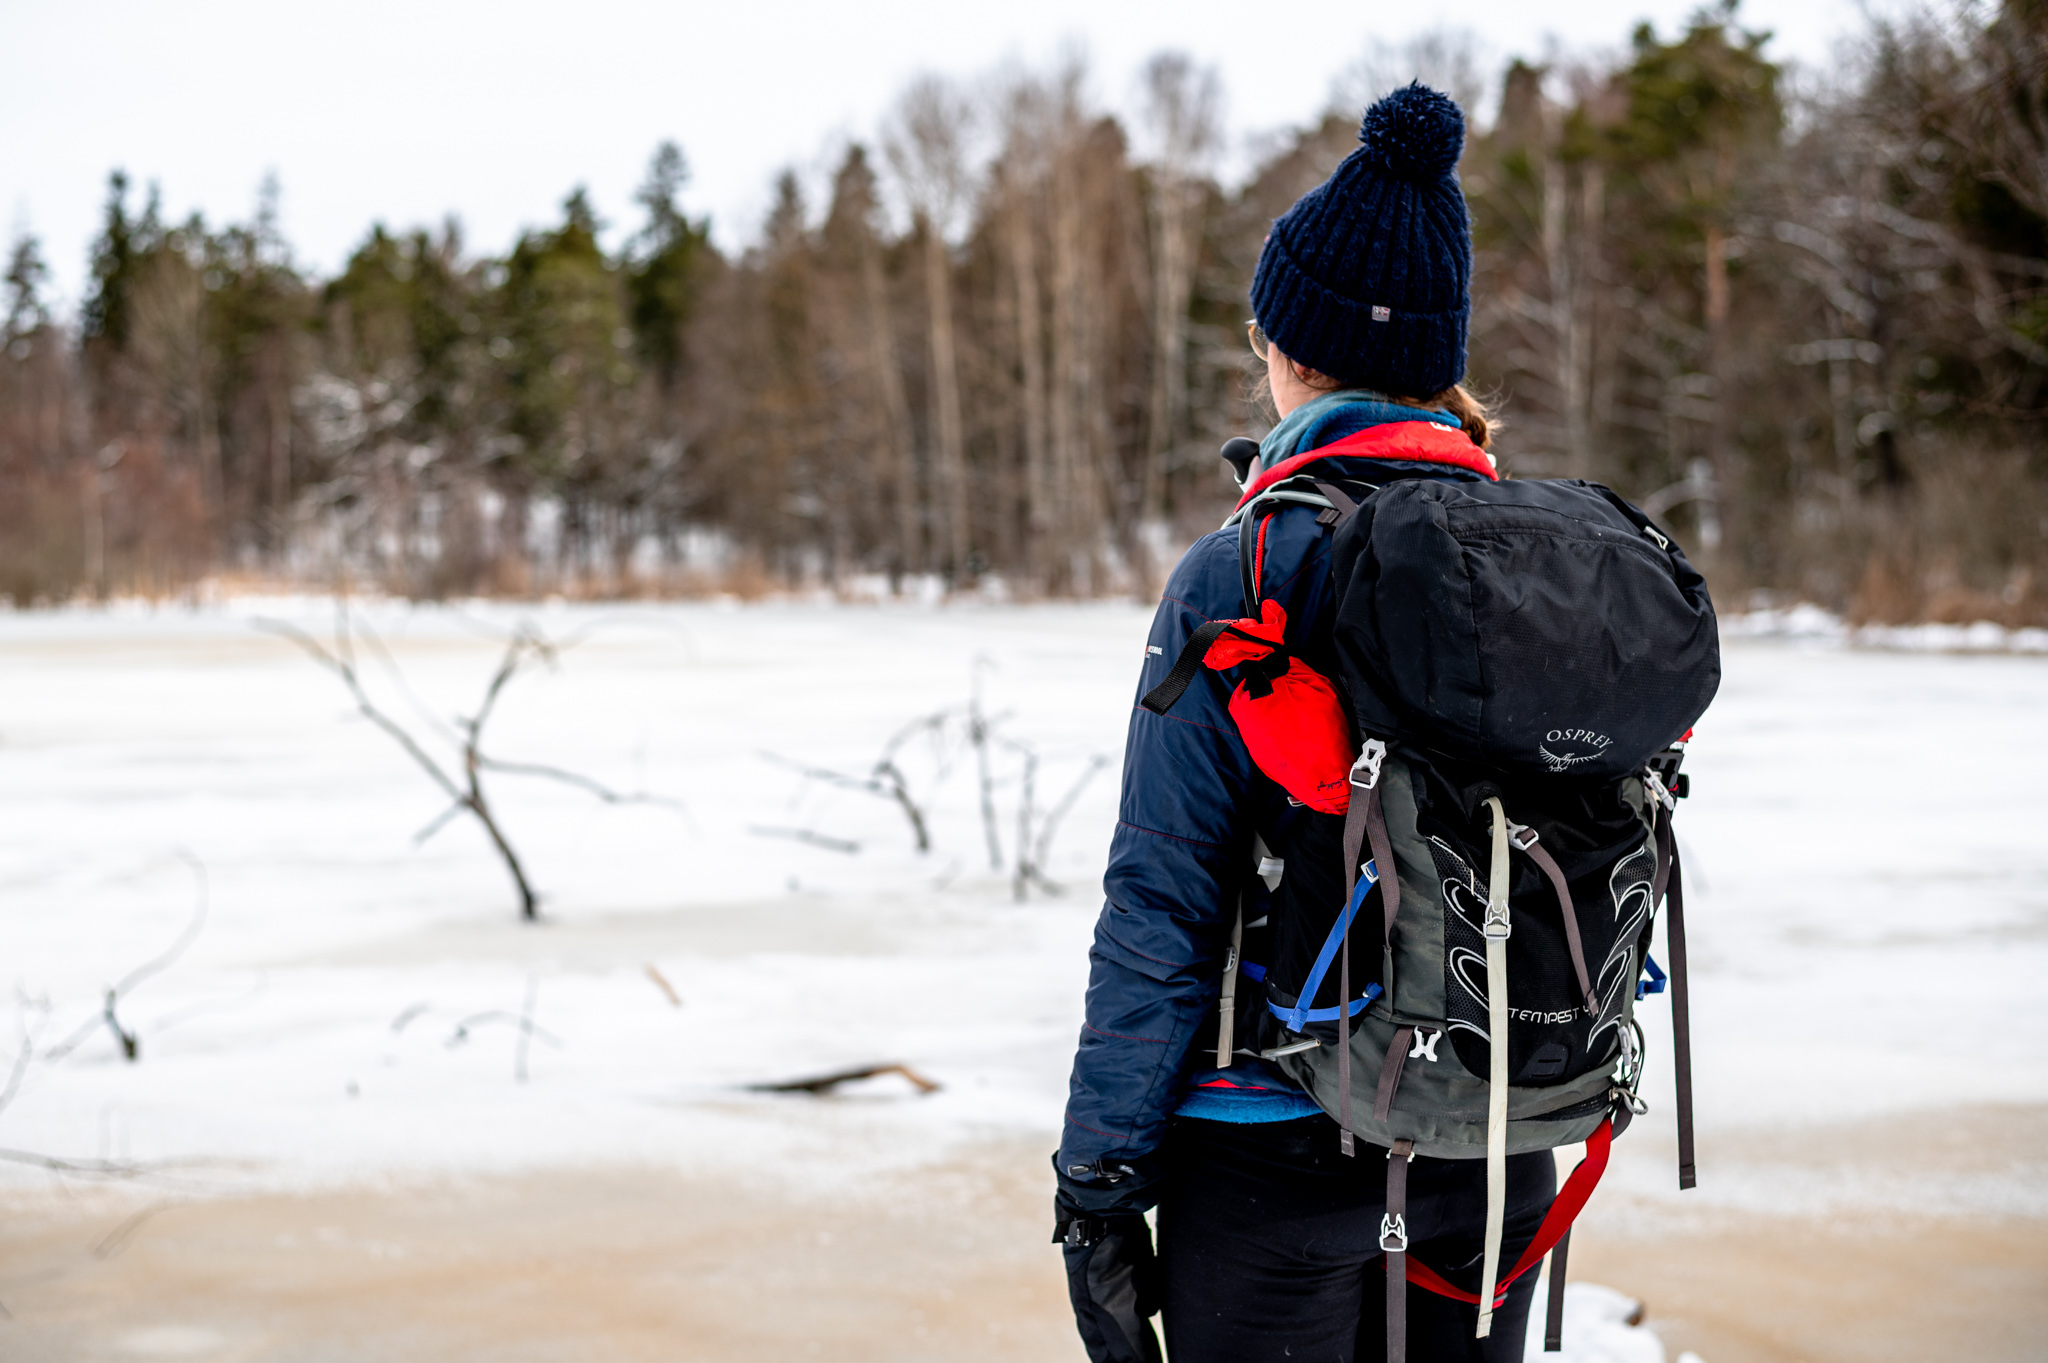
top-left (1529, 1282), bottom-right (1696, 1363)
top-left (1724, 603), bottom-right (2048, 653)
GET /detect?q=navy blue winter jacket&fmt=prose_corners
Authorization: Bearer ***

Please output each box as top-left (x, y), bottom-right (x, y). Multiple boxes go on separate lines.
top-left (1055, 407), bottom-right (1493, 1210)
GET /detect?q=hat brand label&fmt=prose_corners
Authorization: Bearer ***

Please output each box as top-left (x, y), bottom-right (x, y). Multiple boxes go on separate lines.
top-left (1370, 305), bottom-right (1392, 322)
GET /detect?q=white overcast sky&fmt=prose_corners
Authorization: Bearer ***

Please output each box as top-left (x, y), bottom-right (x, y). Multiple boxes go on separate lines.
top-left (4, 0), bottom-right (1871, 312)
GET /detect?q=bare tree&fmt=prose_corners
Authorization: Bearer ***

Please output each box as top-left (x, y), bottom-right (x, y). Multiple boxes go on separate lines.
top-left (1332, 27), bottom-right (1492, 121)
top-left (1138, 54), bottom-right (1224, 526)
top-left (261, 608), bottom-right (681, 922)
top-left (993, 81), bottom-right (1057, 583)
top-left (886, 76), bottom-right (978, 582)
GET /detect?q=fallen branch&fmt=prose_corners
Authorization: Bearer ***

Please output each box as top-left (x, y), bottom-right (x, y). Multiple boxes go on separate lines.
top-left (748, 1062), bottom-right (942, 1096)
top-left (644, 965), bottom-right (683, 1007)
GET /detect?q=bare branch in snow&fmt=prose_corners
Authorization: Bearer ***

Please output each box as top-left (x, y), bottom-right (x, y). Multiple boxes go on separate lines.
top-left (475, 755), bottom-right (687, 812)
top-left (759, 679), bottom-right (1103, 895)
top-left (1033, 754), bottom-right (1111, 884)
top-left (389, 1001), bottom-right (433, 1033)
top-left (749, 825), bottom-right (861, 854)
top-left (43, 851), bottom-right (209, 1064)
top-left (260, 606), bottom-right (684, 922)
top-left (758, 727), bottom-right (940, 854)
top-left (1005, 744), bottom-right (1109, 900)
top-left (444, 1011), bottom-right (561, 1049)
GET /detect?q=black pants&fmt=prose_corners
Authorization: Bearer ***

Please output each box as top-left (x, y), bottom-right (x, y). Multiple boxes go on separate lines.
top-left (1157, 1115), bottom-right (1556, 1363)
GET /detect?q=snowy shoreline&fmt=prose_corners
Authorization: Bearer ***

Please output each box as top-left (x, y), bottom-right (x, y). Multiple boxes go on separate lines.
top-left (4, 589), bottom-right (2045, 655)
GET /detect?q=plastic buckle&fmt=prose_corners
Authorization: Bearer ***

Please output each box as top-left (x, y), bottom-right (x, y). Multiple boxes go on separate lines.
top-left (1350, 739), bottom-right (1388, 790)
top-left (1482, 904), bottom-right (1512, 941)
top-left (1379, 1212), bottom-right (1410, 1253)
top-left (1643, 771), bottom-right (1677, 812)
top-left (1507, 821), bottom-right (1539, 851)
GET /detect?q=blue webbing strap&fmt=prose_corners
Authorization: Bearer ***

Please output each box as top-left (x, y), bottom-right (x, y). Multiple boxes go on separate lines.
top-left (1635, 954), bottom-right (1667, 1000)
top-left (1268, 859), bottom-right (1382, 1032)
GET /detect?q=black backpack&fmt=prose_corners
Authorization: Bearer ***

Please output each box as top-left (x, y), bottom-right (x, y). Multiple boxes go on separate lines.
top-left (1144, 467), bottom-right (1718, 1356)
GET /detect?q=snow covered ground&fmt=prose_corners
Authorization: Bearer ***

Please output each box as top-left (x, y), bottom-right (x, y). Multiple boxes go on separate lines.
top-left (3, 599), bottom-right (2045, 1360)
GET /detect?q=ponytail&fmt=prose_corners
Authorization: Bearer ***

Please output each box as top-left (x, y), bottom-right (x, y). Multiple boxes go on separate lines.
top-left (1433, 384), bottom-right (1493, 451)
top-left (1390, 383), bottom-right (1493, 450)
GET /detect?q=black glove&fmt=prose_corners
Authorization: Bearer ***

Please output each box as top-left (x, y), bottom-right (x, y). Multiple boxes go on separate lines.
top-left (1054, 1180), bottom-right (1163, 1363)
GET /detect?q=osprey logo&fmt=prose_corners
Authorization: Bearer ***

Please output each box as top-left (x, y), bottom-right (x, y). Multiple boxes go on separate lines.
top-left (1538, 727), bottom-right (1613, 772)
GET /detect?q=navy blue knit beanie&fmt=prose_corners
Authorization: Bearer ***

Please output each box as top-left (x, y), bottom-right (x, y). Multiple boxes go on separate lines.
top-left (1250, 82), bottom-right (1471, 398)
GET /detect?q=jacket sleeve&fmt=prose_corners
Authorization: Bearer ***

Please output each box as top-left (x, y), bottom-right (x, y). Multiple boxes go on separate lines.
top-left (1056, 527), bottom-right (1253, 1203)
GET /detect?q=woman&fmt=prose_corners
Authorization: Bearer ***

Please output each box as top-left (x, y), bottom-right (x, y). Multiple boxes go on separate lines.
top-left (1053, 84), bottom-right (1554, 1363)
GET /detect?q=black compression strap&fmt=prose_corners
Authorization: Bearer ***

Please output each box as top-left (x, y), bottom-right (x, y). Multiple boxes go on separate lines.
top-left (1667, 833), bottom-right (1698, 1191)
top-left (1544, 1229), bottom-right (1570, 1351)
top-left (1140, 620), bottom-right (1233, 715)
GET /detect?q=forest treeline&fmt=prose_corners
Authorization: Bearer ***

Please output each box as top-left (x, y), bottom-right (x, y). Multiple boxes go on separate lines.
top-left (1, 2), bottom-right (2044, 621)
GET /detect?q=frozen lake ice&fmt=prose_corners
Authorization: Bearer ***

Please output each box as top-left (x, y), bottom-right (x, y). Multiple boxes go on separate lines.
top-left (0, 599), bottom-right (2043, 1215)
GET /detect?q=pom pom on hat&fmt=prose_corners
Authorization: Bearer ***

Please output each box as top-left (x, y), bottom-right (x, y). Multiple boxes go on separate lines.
top-left (1248, 81), bottom-right (1473, 397)
top-left (1356, 82), bottom-right (1465, 181)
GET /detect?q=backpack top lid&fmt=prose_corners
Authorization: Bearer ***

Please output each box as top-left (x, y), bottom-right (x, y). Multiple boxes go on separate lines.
top-left (1330, 476), bottom-right (1720, 779)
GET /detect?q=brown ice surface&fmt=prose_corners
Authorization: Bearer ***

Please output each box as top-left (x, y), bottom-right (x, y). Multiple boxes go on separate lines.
top-left (4, 1107), bottom-right (2045, 1362)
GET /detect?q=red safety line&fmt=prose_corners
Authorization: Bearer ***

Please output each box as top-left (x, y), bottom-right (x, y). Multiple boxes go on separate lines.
top-left (1395, 1118), bottom-right (1614, 1307)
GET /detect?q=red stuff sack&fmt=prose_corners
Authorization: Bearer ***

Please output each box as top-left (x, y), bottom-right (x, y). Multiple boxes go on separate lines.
top-left (1154, 599), bottom-right (1355, 815)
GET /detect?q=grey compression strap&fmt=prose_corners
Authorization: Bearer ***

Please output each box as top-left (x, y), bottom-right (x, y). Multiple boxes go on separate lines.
top-left (1544, 1229), bottom-right (1570, 1351)
top-left (1374, 1025), bottom-right (1414, 1123)
top-left (1516, 832), bottom-right (1599, 1016)
top-left (1311, 480), bottom-right (1361, 517)
top-left (1384, 1137), bottom-right (1415, 1363)
top-left (1339, 740), bottom-right (1400, 1158)
top-left (1651, 799), bottom-right (1673, 909)
top-left (1365, 783), bottom-right (1401, 955)
top-left (1336, 742), bottom-right (1386, 1159)
top-left (1217, 897), bottom-right (1242, 1069)
top-left (1337, 795), bottom-right (1366, 1156)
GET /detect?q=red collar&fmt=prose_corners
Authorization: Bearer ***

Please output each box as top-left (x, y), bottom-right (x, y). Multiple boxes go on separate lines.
top-left (1234, 421), bottom-right (1496, 511)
